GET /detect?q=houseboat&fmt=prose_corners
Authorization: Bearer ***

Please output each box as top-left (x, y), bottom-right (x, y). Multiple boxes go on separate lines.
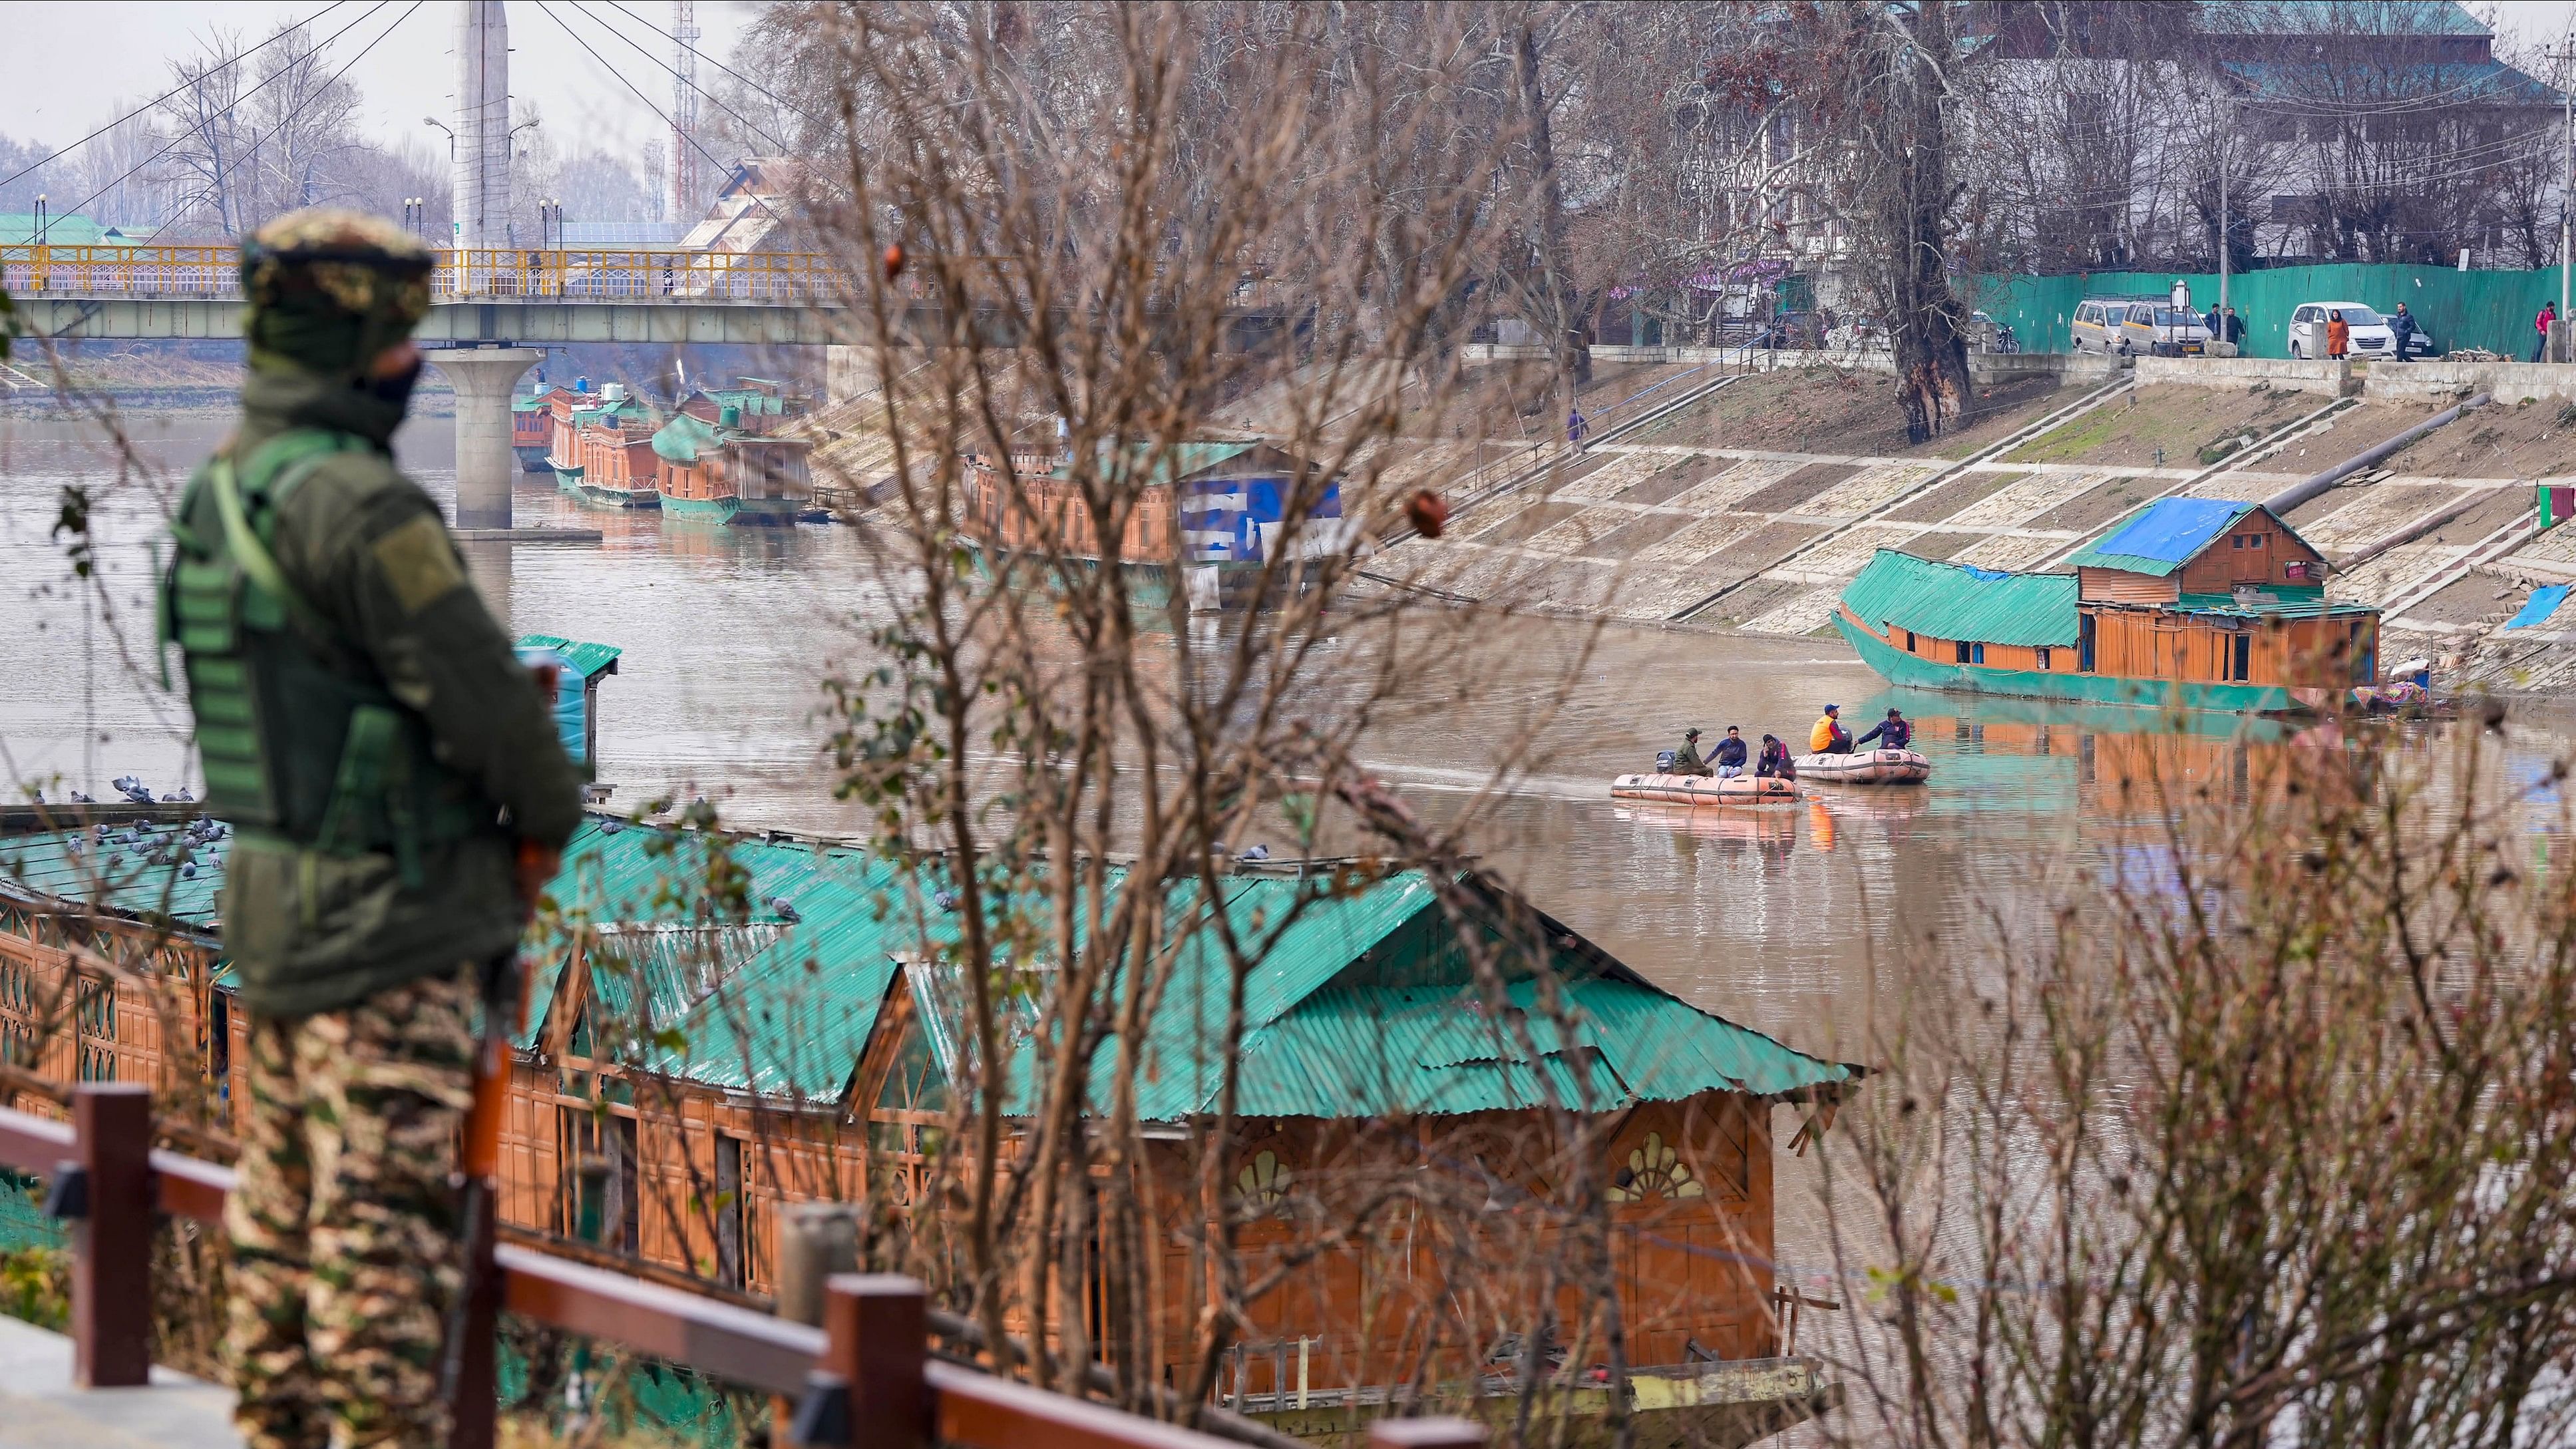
top-left (0, 643), bottom-right (1859, 1446)
top-left (512, 385), bottom-right (570, 472)
top-left (554, 385), bottom-right (663, 509)
top-left (965, 440), bottom-right (1350, 611)
top-left (1834, 497), bottom-right (2379, 714)
top-left (649, 405), bottom-right (817, 524)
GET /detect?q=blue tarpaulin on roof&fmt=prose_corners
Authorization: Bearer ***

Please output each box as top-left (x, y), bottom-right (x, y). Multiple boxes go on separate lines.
top-left (2506, 584), bottom-right (2573, 631)
top-left (2074, 498), bottom-right (2259, 575)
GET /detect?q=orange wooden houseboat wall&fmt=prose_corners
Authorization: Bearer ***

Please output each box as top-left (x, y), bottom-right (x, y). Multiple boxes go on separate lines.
top-left (0, 903), bottom-right (1798, 1387)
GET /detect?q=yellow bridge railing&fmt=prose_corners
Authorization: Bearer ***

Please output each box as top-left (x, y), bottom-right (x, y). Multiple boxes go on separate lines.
top-left (0, 246), bottom-right (850, 305)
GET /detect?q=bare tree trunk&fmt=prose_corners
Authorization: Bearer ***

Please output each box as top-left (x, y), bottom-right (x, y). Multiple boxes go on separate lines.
top-left (1515, 21), bottom-right (1590, 394)
top-left (1875, 1), bottom-right (1970, 446)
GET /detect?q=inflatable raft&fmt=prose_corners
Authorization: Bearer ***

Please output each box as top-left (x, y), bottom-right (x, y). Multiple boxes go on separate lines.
top-left (1792, 748), bottom-right (1931, 784)
top-left (1610, 773), bottom-right (1801, 805)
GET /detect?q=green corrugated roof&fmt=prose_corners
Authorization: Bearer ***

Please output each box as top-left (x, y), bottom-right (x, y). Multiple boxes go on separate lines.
top-left (0, 215), bottom-right (131, 246)
top-left (650, 411), bottom-right (725, 466)
top-left (1842, 549), bottom-right (2078, 648)
top-left (1, 813), bottom-right (1854, 1118)
top-left (0, 825), bottom-right (225, 932)
top-left (516, 634), bottom-right (623, 681)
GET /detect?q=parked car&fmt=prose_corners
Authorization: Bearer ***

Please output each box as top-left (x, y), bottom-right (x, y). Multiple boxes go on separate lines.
top-left (2071, 297), bottom-right (2139, 354)
top-left (1827, 315), bottom-right (1891, 351)
top-left (2119, 304), bottom-right (2211, 357)
top-left (1751, 310), bottom-right (1828, 349)
top-left (2288, 302), bottom-right (2400, 359)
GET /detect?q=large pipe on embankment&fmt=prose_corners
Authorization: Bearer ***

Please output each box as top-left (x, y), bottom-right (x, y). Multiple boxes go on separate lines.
top-left (2261, 393), bottom-right (2489, 516)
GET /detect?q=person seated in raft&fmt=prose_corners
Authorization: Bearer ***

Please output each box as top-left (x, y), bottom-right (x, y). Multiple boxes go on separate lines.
top-left (1853, 707), bottom-right (1911, 751)
top-left (1809, 704), bottom-right (1852, 755)
top-left (1712, 725), bottom-right (1749, 778)
top-left (1756, 733), bottom-right (1797, 779)
top-left (1674, 727), bottom-right (1712, 777)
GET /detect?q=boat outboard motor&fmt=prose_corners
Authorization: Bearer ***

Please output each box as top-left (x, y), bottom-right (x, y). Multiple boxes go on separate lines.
top-left (1655, 750), bottom-right (1680, 773)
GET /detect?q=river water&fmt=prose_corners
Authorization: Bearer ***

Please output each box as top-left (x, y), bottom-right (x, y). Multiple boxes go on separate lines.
top-left (8, 407), bottom-right (2575, 1074)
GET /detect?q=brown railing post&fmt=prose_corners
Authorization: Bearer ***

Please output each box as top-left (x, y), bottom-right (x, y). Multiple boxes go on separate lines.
top-left (797, 1274), bottom-right (926, 1449)
top-left (71, 1083), bottom-right (154, 1388)
top-left (1369, 1416), bottom-right (1489, 1449)
top-left (447, 1196), bottom-right (499, 1449)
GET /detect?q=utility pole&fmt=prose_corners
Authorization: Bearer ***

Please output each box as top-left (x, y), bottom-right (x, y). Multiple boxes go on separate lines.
top-left (2555, 41), bottom-right (2575, 362)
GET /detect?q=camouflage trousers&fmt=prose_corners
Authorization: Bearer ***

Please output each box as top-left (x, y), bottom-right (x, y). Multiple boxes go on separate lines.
top-left (224, 965), bottom-right (476, 1449)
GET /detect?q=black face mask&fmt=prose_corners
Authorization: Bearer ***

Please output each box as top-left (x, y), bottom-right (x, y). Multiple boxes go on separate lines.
top-left (365, 356), bottom-right (423, 410)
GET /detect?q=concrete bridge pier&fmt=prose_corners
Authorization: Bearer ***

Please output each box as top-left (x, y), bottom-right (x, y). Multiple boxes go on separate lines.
top-left (430, 347), bottom-right (544, 530)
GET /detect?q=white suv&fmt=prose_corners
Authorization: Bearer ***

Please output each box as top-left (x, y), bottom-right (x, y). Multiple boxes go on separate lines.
top-left (2288, 302), bottom-right (2398, 359)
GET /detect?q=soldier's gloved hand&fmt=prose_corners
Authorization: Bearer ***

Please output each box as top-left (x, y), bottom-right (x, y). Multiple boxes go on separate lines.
top-left (514, 838), bottom-right (561, 920)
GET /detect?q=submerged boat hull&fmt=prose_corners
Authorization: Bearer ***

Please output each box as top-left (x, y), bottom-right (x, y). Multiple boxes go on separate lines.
top-left (1832, 612), bottom-right (2301, 714)
top-left (1794, 748), bottom-right (1931, 784)
top-left (1610, 773), bottom-right (1800, 805)
top-left (575, 481), bottom-right (662, 510)
top-left (658, 491), bottom-right (740, 522)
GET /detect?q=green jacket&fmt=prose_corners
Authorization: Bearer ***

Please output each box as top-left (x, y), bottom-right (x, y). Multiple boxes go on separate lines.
top-left (180, 364), bottom-right (583, 1017)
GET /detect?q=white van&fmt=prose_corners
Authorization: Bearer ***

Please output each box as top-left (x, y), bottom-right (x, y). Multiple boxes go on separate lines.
top-left (2119, 304), bottom-right (2211, 356)
top-left (2071, 298), bottom-right (2133, 354)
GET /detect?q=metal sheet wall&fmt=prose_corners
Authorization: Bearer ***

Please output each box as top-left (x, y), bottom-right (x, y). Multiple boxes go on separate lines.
top-left (1972, 264), bottom-right (2567, 359)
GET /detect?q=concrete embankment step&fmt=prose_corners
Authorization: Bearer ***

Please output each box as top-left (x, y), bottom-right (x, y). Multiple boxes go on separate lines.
top-left (1668, 375), bottom-right (2138, 625)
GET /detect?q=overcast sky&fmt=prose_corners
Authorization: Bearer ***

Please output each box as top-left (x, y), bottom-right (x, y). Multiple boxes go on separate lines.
top-left (3, 0), bottom-right (2574, 170)
top-left (0, 1), bottom-right (763, 162)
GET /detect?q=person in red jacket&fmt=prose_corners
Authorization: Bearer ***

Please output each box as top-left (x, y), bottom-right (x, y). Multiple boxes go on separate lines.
top-left (2539, 302), bottom-right (2559, 363)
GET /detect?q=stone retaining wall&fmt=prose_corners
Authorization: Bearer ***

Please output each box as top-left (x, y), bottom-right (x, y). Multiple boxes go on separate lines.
top-left (2133, 354), bottom-right (2350, 395)
top-left (2363, 359), bottom-right (2576, 404)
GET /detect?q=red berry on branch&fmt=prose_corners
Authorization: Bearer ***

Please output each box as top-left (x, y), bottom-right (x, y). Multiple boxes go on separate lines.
top-left (1406, 489), bottom-right (1448, 539)
top-left (884, 244), bottom-right (906, 279)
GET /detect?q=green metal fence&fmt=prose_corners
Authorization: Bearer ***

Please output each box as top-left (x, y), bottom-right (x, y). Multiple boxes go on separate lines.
top-left (1969, 265), bottom-right (2565, 360)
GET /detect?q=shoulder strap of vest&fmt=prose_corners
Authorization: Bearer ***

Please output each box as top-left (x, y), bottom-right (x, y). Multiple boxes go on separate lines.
top-left (207, 429), bottom-right (365, 644)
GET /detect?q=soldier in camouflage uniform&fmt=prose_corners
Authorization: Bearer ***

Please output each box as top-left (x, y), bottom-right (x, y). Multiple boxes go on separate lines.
top-left (162, 209), bottom-right (583, 1448)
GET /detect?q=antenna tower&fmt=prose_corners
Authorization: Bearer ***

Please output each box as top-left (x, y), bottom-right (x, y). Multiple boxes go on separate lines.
top-left (669, 1), bottom-right (701, 220)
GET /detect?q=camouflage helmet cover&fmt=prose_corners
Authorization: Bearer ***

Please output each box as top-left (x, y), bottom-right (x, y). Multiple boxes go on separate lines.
top-left (240, 208), bottom-right (434, 375)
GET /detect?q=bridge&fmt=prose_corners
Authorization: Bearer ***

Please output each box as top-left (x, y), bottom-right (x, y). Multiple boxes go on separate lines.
top-left (3, 246), bottom-right (853, 529)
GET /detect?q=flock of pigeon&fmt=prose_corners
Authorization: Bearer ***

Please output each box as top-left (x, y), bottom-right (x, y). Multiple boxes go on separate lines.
top-left (48, 779), bottom-right (225, 881)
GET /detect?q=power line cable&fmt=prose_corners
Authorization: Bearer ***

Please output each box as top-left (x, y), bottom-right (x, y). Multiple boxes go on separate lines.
top-left (138, 0), bottom-right (426, 241)
top-left (48, 0), bottom-right (394, 236)
top-left (597, 0), bottom-right (830, 131)
top-left (533, 0), bottom-right (785, 230)
top-left (564, 0), bottom-right (794, 154)
top-left (0, 0), bottom-right (351, 196)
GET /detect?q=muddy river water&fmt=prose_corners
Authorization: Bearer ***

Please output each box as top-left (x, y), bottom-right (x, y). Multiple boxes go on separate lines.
top-left (10, 409), bottom-right (2576, 1269)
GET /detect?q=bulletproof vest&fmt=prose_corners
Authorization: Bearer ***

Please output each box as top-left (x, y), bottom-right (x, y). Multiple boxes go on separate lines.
top-left (162, 428), bottom-right (478, 885)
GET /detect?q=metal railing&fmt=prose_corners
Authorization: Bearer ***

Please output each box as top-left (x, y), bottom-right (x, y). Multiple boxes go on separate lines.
top-left (0, 1082), bottom-right (1485, 1449)
top-left (0, 245), bottom-right (849, 306)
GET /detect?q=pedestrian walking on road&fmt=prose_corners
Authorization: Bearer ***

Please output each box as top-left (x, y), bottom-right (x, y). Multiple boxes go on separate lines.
top-left (166, 209), bottom-right (584, 1449)
top-left (2326, 309), bottom-right (2351, 360)
top-left (2224, 306), bottom-right (2246, 347)
top-left (2539, 302), bottom-right (2559, 363)
top-left (1567, 407), bottom-right (1588, 445)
